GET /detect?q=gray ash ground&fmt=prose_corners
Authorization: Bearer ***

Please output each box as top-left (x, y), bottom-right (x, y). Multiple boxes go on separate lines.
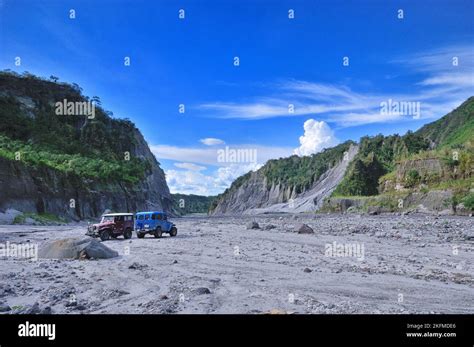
top-left (0, 214), bottom-right (473, 314)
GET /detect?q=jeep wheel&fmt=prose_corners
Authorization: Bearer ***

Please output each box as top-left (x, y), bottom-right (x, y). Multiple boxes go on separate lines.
top-left (137, 232), bottom-right (145, 239)
top-left (154, 227), bottom-right (162, 238)
top-left (100, 230), bottom-right (111, 241)
top-left (124, 229), bottom-right (132, 239)
top-left (170, 227), bottom-right (177, 237)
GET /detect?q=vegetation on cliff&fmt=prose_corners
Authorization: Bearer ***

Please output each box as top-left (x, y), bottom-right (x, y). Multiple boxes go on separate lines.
top-left (333, 132), bottom-right (430, 196)
top-left (334, 98), bottom-right (473, 199)
top-left (209, 141), bottom-right (354, 212)
top-left (172, 194), bottom-right (216, 215)
top-left (0, 71), bottom-right (153, 184)
top-left (262, 141), bottom-right (355, 193)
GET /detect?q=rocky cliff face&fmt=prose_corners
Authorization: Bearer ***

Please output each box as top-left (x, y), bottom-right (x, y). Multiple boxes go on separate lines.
top-left (211, 144), bottom-right (358, 215)
top-left (0, 153), bottom-right (171, 221)
top-left (396, 158), bottom-right (444, 182)
top-left (0, 72), bottom-right (171, 220)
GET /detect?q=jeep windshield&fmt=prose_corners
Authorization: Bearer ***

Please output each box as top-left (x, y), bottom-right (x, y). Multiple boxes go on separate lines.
top-left (101, 216), bottom-right (115, 223)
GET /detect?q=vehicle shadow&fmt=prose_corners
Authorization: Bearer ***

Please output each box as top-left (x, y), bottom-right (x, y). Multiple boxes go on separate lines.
top-left (134, 234), bottom-right (195, 240)
top-left (104, 233), bottom-right (195, 241)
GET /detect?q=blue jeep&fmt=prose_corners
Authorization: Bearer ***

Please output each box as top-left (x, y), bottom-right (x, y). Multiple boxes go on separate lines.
top-left (135, 211), bottom-right (177, 238)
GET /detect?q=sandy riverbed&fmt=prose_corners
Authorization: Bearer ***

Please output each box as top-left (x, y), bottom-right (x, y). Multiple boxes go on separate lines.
top-left (0, 214), bottom-right (473, 314)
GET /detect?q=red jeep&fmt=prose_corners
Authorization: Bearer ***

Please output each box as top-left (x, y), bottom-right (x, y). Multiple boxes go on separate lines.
top-left (86, 213), bottom-right (134, 241)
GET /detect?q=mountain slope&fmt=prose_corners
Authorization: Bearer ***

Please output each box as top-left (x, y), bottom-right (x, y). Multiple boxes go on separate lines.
top-left (210, 141), bottom-right (356, 215)
top-left (0, 71), bottom-right (172, 220)
top-left (336, 97), bottom-right (473, 194)
top-left (332, 131), bottom-right (430, 197)
top-left (328, 97), bottom-right (474, 214)
top-left (416, 97), bottom-right (474, 148)
top-left (211, 97), bottom-right (474, 215)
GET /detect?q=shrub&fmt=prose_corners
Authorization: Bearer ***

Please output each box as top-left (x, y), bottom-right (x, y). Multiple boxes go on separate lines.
top-left (462, 193), bottom-right (474, 210)
top-left (405, 170), bottom-right (421, 188)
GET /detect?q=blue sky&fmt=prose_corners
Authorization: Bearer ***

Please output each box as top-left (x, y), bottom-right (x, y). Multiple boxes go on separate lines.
top-left (1, 0), bottom-right (473, 195)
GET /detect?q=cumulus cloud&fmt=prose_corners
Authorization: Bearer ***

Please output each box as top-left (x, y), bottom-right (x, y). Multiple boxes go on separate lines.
top-left (153, 141), bottom-right (292, 196)
top-left (200, 138), bottom-right (225, 146)
top-left (156, 120), bottom-right (338, 195)
top-left (166, 163), bottom-right (261, 196)
top-left (165, 169), bottom-right (217, 195)
top-left (215, 163), bottom-right (262, 187)
top-left (293, 119), bottom-right (339, 156)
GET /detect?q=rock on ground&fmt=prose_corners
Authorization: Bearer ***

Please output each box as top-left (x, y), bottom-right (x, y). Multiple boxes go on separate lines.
top-left (38, 238), bottom-right (118, 260)
top-left (246, 221), bottom-right (260, 230)
top-left (295, 223), bottom-right (314, 234)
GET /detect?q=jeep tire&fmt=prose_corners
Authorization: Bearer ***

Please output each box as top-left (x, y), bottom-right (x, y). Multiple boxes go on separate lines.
top-left (124, 228), bottom-right (132, 239)
top-left (170, 227), bottom-right (177, 237)
top-left (100, 229), bottom-right (111, 241)
top-left (154, 227), bottom-right (162, 238)
top-left (137, 232), bottom-right (145, 239)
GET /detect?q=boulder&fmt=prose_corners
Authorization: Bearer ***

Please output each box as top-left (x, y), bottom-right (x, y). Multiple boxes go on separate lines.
top-left (463, 231), bottom-right (474, 241)
top-left (295, 223), bottom-right (314, 234)
top-left (455, 203), bottom-right (472, 216)
top-left (192, 287), bottom-right (211, 295)
top-left (0, 303), bottom-right (11, 312)
top-left (246, 221), bottom-right (260, 230)
top-left (367, 206), bottom-right (380, 215)
top-left (14, 302), bottom-right (41, 314)
top-left (38, 238), bottom-right (118, 260)
top-left (128, 262), bottom-right (148, 270)
top-left (0, 209), bottom-right (22, 225)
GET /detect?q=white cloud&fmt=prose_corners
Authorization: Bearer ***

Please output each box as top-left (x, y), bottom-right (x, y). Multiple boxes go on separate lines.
top-left (165, 163), bottom-right (261, 196)
top-left (293, 119), bottom-right (339, 156)
top-left (200, 137), bottom-right (225, 146)
top-left (151, 144), bottom-right (292, 167)
top-left (199, 101), bottom-right (289, 120)
top-left (151, 145), bottom-right (219, 166)
top-left (174, 162), bottom-right (206, 171)
top-left (166, 169), bottom-right (217, 195)
top-left (152, 135), bottom-right (293, 195)
top-left (154, 143), bottom-right (291, 196)
top-left (392, 44), bottom-right (474, 74)
top-left (418, 73), bottom-right (473, 87)
top-left (198, 45), bottom-right (474, 126)
top-left (216, 163), bottom-right (262, 187)
top-left (162, 44), bottom-right (474, 195)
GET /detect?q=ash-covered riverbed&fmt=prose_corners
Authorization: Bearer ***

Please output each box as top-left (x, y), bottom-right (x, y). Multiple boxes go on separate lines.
top-left (0, 214), bottom-right (473, 314)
